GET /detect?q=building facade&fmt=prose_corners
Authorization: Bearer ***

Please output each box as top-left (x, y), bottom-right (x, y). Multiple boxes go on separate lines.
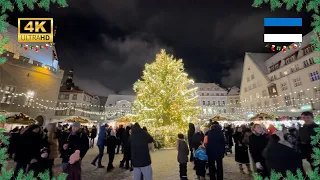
top-left (104, 94), bottom-right (135, 121)
top-left (0, 25), bottom-right (63, 125)
top-left (54, 90), bottom-right (98, 120)
top-left (240, 32), bottom-right (320, 118)
top-left (192, 83), bottom-right (228, 119)
top-left (227, 86), bottom-right (241, 114)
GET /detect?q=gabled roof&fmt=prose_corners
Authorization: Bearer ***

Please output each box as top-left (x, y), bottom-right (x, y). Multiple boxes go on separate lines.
top-left (247, 53), bottom-right (275, 75)
top-left (98, 96), bottom-right (108, 106)
top-left (105, 94), bottom-right (135, 106)
top-left (227, 86), bottom-right (240, 96)
top-left (193, 83), bottom-right (227, 91)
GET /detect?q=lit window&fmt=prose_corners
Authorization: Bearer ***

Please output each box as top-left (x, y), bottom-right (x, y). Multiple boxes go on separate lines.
top-left (1, 85), bottom-right (15, 104)
top-left (310, 71), bottom-right (319, 82)
top-left (72, 94), bottom-right (77, 100)
top-left (284, 95), bottom-right (292, 106)
top-left (281, 82), bottom-right (288, 91)
top-left (293, 77), bottom-right (302, 87)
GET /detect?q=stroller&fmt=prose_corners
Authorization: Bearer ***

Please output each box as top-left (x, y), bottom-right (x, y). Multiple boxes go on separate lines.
top-left (223, 132), bottom-right (232, 155)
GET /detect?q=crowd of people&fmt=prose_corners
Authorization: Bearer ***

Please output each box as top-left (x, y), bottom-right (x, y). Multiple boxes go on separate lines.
top-left (178, 111), bottom-right (318, 180)
top-left (4, 110), bottom-right (319, 180)
top-left (6, 122), bottom-right (155, 180)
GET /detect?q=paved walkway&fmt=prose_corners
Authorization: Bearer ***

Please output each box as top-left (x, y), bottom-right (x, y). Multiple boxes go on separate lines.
top-left (7, 147), bottom-right (253, 180)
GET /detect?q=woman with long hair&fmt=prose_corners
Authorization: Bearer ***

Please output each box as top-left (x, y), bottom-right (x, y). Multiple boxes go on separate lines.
top-left (46, 123), bottom-right (59, 177)
top-left (233, 127), bottom-right (252, 174)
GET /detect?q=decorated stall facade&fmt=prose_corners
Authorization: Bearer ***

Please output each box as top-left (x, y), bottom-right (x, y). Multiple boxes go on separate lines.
top-left (0, 112), bottom-right (38, 132)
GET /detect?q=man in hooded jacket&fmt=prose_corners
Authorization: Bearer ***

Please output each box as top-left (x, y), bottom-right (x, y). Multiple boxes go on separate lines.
top-left (91, 124), bottom-right (107, 168)
top-left (130, 123), bottom-right (154, 180)
top-left (206, 121), bottom-right (225, 180)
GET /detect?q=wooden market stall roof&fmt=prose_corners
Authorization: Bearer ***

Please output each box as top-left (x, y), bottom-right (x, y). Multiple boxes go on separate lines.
top-left (211, 116), bottom-right (227, 121)
top-left (249, 113), bottom-right (275, 120)
top-left (1, 112), bottom-right (37, 125)
top-left (117, 117), bottom-right (132, 123)
top-left (52, 116), bottom-right (91, 124)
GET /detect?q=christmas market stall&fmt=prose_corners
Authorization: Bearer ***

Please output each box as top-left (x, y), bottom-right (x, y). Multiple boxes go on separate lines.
top-left (0, 112), bottom-right (38, 132)
top-left (249, 113), bottom-right (275, 121)
top-left (211, 116), bottom-right (227, 121)
top-left (52, 116), bottom-right (94, 127)
top-left (116, 116), bottom-right (132, 127)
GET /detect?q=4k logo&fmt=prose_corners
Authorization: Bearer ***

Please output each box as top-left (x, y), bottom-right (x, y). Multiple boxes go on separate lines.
top-left (18, 18), bottom-right (53, 43)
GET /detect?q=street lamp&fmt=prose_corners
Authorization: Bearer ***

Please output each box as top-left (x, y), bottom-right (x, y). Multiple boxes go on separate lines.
top-left (27, 90), bottom-right (35, 98)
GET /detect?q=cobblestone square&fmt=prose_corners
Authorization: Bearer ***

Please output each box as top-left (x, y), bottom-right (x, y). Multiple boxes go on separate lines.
top-left (7, 147), bottom-right (253, 180)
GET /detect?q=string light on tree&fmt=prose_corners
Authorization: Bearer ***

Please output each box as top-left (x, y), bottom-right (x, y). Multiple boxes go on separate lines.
top-left (132, 49), bottom-right (200, 147)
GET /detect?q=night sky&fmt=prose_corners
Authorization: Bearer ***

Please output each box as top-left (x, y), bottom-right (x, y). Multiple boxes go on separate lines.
top-left (7, 0), bottom-right (313, 96)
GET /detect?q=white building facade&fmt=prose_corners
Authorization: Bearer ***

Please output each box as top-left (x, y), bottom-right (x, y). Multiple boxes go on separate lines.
top-left (104, 94), bottom-right (135, 121)
top-left (227, 86), bottom-right (241, 114)
top-left (54, 90), bottom-right (99, 121)
top-left (192, 83), bottom-right (228, 119)
top-left (240, 32), bottom-right (320, 118)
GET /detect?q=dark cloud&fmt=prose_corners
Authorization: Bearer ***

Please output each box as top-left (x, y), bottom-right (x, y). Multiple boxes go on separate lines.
top-left (68, 33), bottom-right (171, 92)
top-left (8, 0), bottom-right (313, 95)
top-left (220, 60), bottom-right (244, 87)
top-left (73, 77), bottom-right (115, 96)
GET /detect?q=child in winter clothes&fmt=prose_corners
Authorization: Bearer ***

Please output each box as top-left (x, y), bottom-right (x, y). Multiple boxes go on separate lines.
top-left (176, 134), bottom-right (189, 180)
top-left (28, 147), bottom-right (51, 178)
top-left (194, 144), bottom-right (208, 180)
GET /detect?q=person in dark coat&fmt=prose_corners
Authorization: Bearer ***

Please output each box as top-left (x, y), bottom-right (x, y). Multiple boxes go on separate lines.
top-left (107, 129), bottom-right (118, 171)
top-left (206, 121), bottom-right (225, 180)
top-left (224, 124), bottom-right (234, 154)
top-left (91, 125), bottom-right (107, 168)
top-left (8, 127), bottom-right (19, 159)
top-left (176, 134), bottom-right (189, 180)
top-left (233, 127), bottom-right (251, 174)
top-left (13, 125), bottom-right (47, 178)
top-left (298, 111), bottom-right (319, 170)
top-left (120, 126), bottom-right (132, 170)
top-left (116, 125), bottom-right (125, 154)
top-left (90, 126), bottom-right (97, 147)
top-left (249, 124), bottom-right (268, 178)
top-left (61, 121), bottom-right (89, 178)
top-left (130, 123), bottom-right (154, 180)
top-left (187, 123), bottom-right (195, 162)
top-left (28, 146), bottom-right (52, 179)
top-left (263, 132), bottom-right (306, 177)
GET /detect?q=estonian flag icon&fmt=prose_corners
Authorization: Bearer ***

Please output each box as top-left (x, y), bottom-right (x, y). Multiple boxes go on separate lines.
top-left (264, 18), bottom-right (302, 43)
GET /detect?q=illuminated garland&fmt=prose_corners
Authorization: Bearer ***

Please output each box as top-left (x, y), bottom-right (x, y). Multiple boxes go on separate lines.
top-left (19, 42), bottom-right (54, 52)
top-left (265, 42), bottom-right (301, 53)
top-left (1, 87), bottom-right (319, 115)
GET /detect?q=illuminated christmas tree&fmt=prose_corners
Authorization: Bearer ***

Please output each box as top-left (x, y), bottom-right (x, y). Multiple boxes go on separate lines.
top-left (132, 49), bottom-right (200, 147)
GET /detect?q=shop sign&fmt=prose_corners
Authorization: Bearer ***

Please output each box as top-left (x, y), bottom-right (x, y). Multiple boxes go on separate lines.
top-left (300, 105), bottom-right (312, 111)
